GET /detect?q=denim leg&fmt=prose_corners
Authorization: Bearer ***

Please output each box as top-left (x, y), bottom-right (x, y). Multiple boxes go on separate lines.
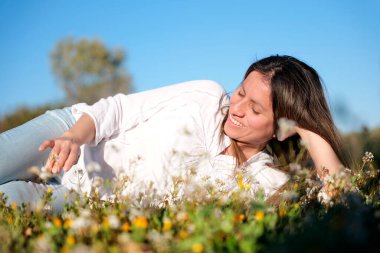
top-left (0, 107), bottom-right (75, 185)
top-left (0, 180), bottom-right (75, 213)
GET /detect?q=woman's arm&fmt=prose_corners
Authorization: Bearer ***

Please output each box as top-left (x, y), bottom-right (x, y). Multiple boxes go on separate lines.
top-left (38, 113), bottom-right (95, 174)
top-left (276, 119), bottom-right (343, 176)
top-left (296, 127), bottom-right (343, 176)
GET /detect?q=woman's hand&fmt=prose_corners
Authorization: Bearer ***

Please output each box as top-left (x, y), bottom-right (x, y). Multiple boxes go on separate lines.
top-left (38, 113), bottom-right (96, 174)
top-left (38, 132), bottom-right (81, 174)
top-left (276, 118), bottom-right (298, 141)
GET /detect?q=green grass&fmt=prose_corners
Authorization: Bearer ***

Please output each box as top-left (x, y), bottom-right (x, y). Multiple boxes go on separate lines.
top-left (0, 153), bottom-right (379, 253)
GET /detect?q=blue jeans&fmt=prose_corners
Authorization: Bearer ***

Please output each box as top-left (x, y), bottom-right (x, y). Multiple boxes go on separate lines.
top-left (0, 107), bottom-right (76, 212)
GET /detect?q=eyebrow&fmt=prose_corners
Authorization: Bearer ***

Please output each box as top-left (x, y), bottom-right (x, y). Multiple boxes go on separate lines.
top-left (241, 85), bottom-right (264, 110)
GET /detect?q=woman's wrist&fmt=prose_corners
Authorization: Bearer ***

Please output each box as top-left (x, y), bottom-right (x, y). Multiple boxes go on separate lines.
top-left (62, 131), bottom-right (80, 144)
top-left (295, 127), bottom-right (343, 176)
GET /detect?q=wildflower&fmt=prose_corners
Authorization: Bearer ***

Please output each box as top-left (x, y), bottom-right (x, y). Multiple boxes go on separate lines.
top-left (10, 202), bottom-right (18, 210)
top-left (24, 227), bottom-right (33, 237)
top-left (234, 213), bottom-right (245, 223)
top-left (39, 166), bottom-right (52, 181)
top-left (236, 173), bottom-right (245, 189)
top-left (71, 216), bottom-right (93, 231)
top-left (102, 219), bottom-right (110, 229)
top-left (91, 176), bottom-right (103, 189)
top-left (192, 243), bottom-right (204, 253)
top-left (53, 217), bottom-right (62, 227)
top-left (278, 207), bottom-right (286, 217)
top-left (108, 214), bottom-right (120, 229)
top-left (122, 222), bottom-right (130, 232)
top-left (289, 163), bottom-right (302, 174)
top-left (86, 162), bottom-right (101, 173)
top-left (132, 216), bottom-right (148, 229)
top-left (91, 224), bottom-right (99, 234)
top-left (162, 218), bottom-right (172, 231)
top-left (254, 211), bottom-right (265, 221)
top-left (66, 235), bottom-right (76, 246)
top-left (34, 199), bottom-right (44, 213)
top-left (179, 230), bottom-right (189, 239)
top-left (64, 219), bottom-right (73, 229)
top-left (47, 188), bottom-right (53, 194)
top-left (44, 221), bottom-right (53, 229)
top-left (362, 151), bottom-right (374, 163)
top-left (176, 211), bottom-right (189, 222)
top-left (317, 189), bottom-right (332, 205)
top-left (34, 236), bottom-right (51, 252)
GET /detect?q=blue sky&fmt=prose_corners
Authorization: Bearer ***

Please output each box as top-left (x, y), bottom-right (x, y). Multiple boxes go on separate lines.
top-left (0, 0), bottom-right (379, 133)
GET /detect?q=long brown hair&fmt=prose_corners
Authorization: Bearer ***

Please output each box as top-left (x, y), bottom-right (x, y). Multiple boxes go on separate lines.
top-left (221, 55), bottom-right (349, 169)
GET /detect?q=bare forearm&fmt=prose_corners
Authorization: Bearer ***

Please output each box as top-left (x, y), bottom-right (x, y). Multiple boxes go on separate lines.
top-left (297, 128), bottom-right (343, 176)
top-left (63, 113), bottom-right (96, 145)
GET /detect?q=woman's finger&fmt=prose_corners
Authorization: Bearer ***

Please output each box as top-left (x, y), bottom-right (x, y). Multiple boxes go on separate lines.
top-left (46, 146), bottom-right (61, 173)
top-left (38, 140), bottom-right (55, 151)
top-left (63, 147), bottom-right (81, 172)
top-left (52, 148), bottom-right (70, 174)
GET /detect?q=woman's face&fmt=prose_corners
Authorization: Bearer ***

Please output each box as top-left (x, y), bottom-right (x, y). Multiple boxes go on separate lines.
top-left (224, 71), bottom-right (275, 150)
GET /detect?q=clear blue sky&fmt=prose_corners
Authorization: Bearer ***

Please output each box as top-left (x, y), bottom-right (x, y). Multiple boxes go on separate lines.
top-left (0, 0), bottom-right (379, 133)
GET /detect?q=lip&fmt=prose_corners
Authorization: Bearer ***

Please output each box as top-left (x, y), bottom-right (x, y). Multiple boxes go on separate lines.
top-left (228, 114), bottom-right (245, 127)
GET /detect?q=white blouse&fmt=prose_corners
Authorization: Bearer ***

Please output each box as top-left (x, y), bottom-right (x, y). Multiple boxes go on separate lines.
top-left (60, 80), bottom-right (289, 204)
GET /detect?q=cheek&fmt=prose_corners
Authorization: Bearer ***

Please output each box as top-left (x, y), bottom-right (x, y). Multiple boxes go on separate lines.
top-left (247, 117), bottom-right (274, 136)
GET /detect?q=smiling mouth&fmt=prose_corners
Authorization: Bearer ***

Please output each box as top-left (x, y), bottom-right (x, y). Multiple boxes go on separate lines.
top-left (229, 114), bottom-right (245, 127)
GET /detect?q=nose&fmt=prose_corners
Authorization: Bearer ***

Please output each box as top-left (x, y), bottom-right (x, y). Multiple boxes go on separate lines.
top-left (231, 100), bottom-right (246, 118)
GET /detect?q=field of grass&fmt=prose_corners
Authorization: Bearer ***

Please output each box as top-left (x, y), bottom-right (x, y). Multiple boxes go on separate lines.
top-left (0, 151), bottom-right (379, 253)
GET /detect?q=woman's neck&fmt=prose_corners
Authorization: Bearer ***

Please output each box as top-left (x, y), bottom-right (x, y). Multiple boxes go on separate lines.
top-left (223, 142), bottom-right (265, 159)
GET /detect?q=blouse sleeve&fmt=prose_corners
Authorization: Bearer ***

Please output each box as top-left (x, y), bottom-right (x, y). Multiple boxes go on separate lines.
top-left (244, 152), bottom-right (290, 199)
top-left (71, 80), bottom-right (227, 146)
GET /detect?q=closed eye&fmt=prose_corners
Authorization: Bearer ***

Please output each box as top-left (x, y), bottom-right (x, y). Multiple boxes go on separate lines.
top-left (252, 108), bottom-right (260, 114)
top-left (238, 87), bottom-right (245, 96)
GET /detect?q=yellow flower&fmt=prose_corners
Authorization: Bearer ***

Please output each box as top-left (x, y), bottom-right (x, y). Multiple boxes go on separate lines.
top-left (91, 224), bottom-right (99, 234)
top-left (254, 211), bottom-right (265, 221)
top-left (63, 219), bottom-right (73, 229)
top-left (179, 230), bottom-right (189, 239)
top-left (245, 184), bottom-right (251, 191)
top-left (102, 218), bottom-right (110, 229)
top-left (66, 235), bottom-right (75, 246)
top-left (53, 217), bottom-right (62, 227)
top-left (234, 213), bottom-right (245, 223)
top-left (279, 207), bottom-right (286, 217)
top-left (122, 222), bottom-right (130, 232)
top-left (236, 173), bottom-right (244, 189)
top-left (162, 218), bottom-right (172, 231)
top-left (10, 202), bottom-right (18, 210)
top-left (176, 212), bottom-right (189, 222)
top-left (192, 243), bottom-right (204, 253)
top-left (47, 188), bottom-right (53, 194)
top-left (132, 216), bottom-right (148, 229)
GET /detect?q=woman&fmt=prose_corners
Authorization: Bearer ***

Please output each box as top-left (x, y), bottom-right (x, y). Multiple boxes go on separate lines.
top-left (0, 55), bottom-right (346, 211)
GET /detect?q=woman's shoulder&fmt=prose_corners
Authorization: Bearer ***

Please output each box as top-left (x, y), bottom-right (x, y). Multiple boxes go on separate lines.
top-left (167, 80), bottom-right (226, 98)
top-left (245, 152), bottom-right (289, 195)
